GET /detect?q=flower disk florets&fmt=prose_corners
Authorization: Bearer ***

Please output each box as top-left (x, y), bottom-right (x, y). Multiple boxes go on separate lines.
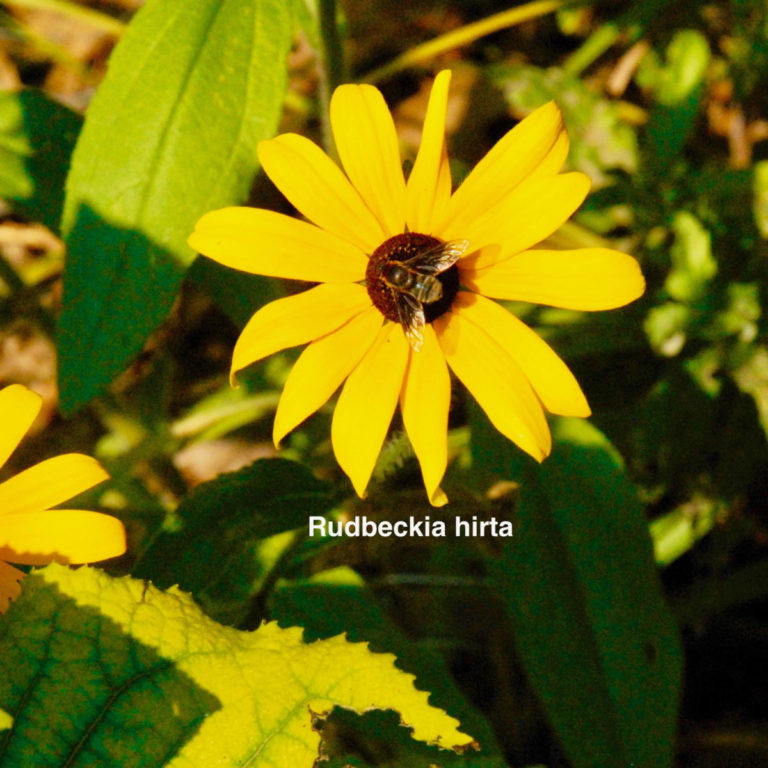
top-left (365, 232), bottom-right (460, 324)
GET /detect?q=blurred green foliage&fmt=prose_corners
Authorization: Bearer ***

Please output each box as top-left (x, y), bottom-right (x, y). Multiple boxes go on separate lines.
top-left (1, 0), bottom-right (768, 766)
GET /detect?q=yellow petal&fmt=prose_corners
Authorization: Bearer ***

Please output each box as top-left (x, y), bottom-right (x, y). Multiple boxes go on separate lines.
top-left (273, 308), bottom-right (382, 446)
top-left (0, 561), bottom-right (24, 613)
top-left (465, 248), bottom-right (645, 310)
top-left (0, 454), bottom-right (109, 517)
top-left (332, 323), bottom-right (409, 497)
top-left (434, 306), bottom-right (551, 461)
top-left (0, 384), bottom-right (41, 470)
top-left (452, 293), bottom-right (590, 417)
top-left (188, 207), bottom-right (367, 283)
top-left (529, 128), bottom-right (570, 181)
top-left (449, 172), bottom-right (591, 257)
top-left (232, 284), bottom-right (373, 383)
top-left (258, 133), bottom-right (384, 252)
top-left (406, 70), bottom-right (452, 234)
top-left (435, 101), bottom-right (567, 237)
top-left (0, 509), bottom-right (126, 565)
top-left (400, 325), bottom-right (450, 506)
top-left (331, 83), bottom-right (406, 236)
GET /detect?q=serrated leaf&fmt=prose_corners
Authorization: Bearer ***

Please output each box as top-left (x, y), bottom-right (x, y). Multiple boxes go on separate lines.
top-left (0, 564), bottom-right (474, 767)
top-left (473, 415), bottom-right (681, 768)
top-left (58, 0), bottom-right (292, 414)
top-left (0, 90), bottom-right (80, 232)
top-left (134, 458), bottom-right (334, 625)
top-left (272, 567), bottom-right (501, 759)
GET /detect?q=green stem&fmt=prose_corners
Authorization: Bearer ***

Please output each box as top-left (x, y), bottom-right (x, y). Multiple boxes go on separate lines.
top-left (363, 0), bottom-right (563, 84)
top-left (3, 0), bottom-right (126, 36)
top-left (562, 23), bottom-right (622, 76)
top-left (316, 0), bottom-right (346, 160)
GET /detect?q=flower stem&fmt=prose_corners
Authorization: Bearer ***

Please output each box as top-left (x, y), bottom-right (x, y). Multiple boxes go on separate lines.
top-left (316, 0), bottom-right (347, 160)
top-left (562, 23), bottom-right (623, 76)
top-left (363, 0), bottom-right (563, 84)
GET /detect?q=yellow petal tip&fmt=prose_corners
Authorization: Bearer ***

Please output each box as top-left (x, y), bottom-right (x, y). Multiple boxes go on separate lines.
top-left (429, 487), bottom-right (449, 507)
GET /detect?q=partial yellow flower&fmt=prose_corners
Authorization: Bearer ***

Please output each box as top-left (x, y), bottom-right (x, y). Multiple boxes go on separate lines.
top-left (189, 70), bottom-right (644, 506)
top-left (0, 384), bottom-right (126, 612)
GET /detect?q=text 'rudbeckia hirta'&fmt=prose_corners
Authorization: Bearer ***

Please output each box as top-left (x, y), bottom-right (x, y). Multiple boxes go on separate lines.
top-left (189, 70), bottom-right (644, 506)
top-left (0, 384), bottom-right (125, 612)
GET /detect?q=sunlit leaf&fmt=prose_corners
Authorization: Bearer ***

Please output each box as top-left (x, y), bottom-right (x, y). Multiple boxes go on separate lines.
top-left (135, 458), bottom-right (334, 625)
top-left (272, 566), bottom-right (501, 759)
top-left (650, 498), bottom-right (717, 566)
top-left (666, 211), bottom-right (716, 302)
top-left (0, 564), bottom-right (474, 767)
top-left (754, 160), bottom-right (768, 238)
top-left (59, 0), bottom-right (292, 413)
top-left (655, 30), bottom-right (710, 105)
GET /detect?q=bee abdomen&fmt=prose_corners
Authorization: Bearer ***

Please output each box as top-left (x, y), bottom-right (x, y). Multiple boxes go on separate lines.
top-left (412, 276), bottom-right (443, 303)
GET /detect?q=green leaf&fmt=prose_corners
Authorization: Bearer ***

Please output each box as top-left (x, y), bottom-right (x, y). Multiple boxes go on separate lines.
top-left (272, 566), bottom-right (501, 759)
top-left (185, 255), bottom-right (282, 329)
top-left (0, 89), bottom-right (80, 232)
top-left (0, 564), bottom-right (474, 767)
top-left (650, 498), bottom-right (717, 566)
top-left (644, 302), bottom-right (690, 356)
top-left (666, 211), bottom-right (716, 302)
top-left (134, 458), bottom-right (334, 625)
top-left (475, 417), bottom-right (682, 768)
top-left (655, 30), bottom-right (710, 106)
top-left (644, 32), bottom-right (709, 166)
top-left (753, 160), bottom-right (768, 238)
top-left (491, 64), bottom-right (638, 187)
top-left (58, 0), bottom-right (292, 414)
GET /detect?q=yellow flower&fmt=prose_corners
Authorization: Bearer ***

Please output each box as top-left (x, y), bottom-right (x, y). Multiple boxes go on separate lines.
top-left (189, 70), bottom-right (644, 506)
top-left (0, 384), bottom-right (125, 612)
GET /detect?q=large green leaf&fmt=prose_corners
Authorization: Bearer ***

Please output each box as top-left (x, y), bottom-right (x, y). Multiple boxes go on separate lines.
top-left (272, 566), bottom-right (501, 763)
top-left (0, 565), bottom-right (473, 767)
top-left (58, 0), bottom-right (292, 413)
top-left (0, 89), bottom-right (80, 232)
top-left (134, 458), bottom-right (334, 625)
top-left (473, 414), bottom-right (682, 768)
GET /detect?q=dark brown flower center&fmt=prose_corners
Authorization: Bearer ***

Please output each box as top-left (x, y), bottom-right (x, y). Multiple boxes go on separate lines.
top-left (365, 232), bottom-right (460, 324)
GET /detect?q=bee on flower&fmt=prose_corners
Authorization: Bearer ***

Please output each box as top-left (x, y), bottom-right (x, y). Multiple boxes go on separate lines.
top-left (0, 384), bottom-right (125, 611)
top-left (188, 70), bottom-right (644, 506)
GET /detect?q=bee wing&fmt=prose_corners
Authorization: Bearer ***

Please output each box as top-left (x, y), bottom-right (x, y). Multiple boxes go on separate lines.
top-left (397, 292), bottom-right (426, 351)
top-left (403, 239), bottom-right (470, 274)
